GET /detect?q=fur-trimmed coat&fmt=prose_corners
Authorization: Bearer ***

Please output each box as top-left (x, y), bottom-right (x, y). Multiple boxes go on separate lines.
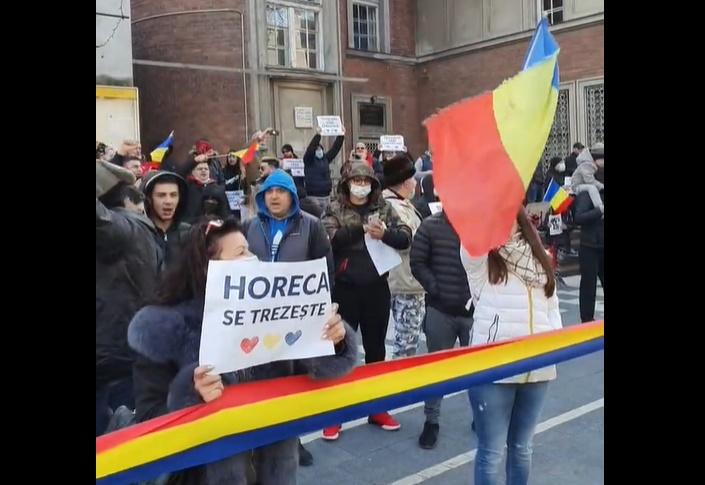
top-left (128, 298), bottom-right (358, 484)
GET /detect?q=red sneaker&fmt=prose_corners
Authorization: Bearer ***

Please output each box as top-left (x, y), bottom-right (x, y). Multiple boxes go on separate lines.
top-left (322, 424), bottom-right (342, 440)
top-left (368, 412), bottom-right (401, 431)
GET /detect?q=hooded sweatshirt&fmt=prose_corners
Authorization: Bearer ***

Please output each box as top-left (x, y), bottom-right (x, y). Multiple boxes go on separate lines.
top-left (572, 148), bottom-right (604, 191)
top-left (140, 171), bottom-right (192, 267)
top-left (255, 169), bottom-right (301, 261)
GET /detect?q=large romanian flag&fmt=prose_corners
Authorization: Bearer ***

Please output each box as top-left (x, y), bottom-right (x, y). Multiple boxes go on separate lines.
top-left (149, 131), bottom-right (174, 164)
top-left (424, 17), bottom-right (559, 256)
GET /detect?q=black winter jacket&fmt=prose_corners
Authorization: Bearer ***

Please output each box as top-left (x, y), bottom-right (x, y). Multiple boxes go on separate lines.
top-left (573, 190), bottom-right (604, 248)
top-left (96, 200), bottom-right (163, 386)
top-left (303, 134), bottom-right (344, 197)
top-left (410, 212), bottom-right (472, 316)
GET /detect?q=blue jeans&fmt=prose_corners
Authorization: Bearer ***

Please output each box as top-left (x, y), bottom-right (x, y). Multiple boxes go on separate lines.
top-left (468, 382), bottom-right (549, 485)
top-left (423, 306), bottom-right (472, 423)
top-left (96, 376), bottom-right (135, 436)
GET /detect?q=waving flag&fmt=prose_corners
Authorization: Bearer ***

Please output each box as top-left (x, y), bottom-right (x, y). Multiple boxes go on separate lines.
top-left (149, 131), bottom-right (174, 164)
top-left (543, 178), bottom-right (573, 214)
top-left (231, 140), bottom-right (259, 165)
top-left (424, 17), bottom-right (560, 256)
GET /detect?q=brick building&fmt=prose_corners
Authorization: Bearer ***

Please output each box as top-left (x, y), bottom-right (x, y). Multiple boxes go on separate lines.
top-left (131, 0), bottom-right (603, 172)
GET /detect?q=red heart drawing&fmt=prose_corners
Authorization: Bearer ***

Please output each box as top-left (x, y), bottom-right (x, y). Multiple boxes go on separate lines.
top-left (240, 337), bottom-right (259, 354)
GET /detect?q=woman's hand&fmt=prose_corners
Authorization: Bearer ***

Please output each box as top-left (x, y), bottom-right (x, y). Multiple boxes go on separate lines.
top-left (193, 365), bottom-right (224, 403)
top-left (322, 303), bottom-right (345, 345)
top-left (367, 220), bottom-right (386, 240)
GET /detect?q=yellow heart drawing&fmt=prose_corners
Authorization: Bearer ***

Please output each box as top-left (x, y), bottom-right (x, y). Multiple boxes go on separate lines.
top-left (263, 334), bottom-right (281, 349)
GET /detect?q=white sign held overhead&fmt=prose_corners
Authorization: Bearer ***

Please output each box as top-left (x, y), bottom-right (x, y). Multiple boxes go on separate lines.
top-left (316, 116), bottom-right (344, 136)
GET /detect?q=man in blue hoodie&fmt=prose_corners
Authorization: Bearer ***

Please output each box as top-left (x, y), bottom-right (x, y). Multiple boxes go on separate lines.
top-left (244, 169), bottom-right (333, 269)
top-left (242, 169), bottom-right (336, 466)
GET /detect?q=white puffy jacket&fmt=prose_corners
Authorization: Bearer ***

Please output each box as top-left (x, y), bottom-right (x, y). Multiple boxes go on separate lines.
top-left (460, 247), bottom-right (562, 384)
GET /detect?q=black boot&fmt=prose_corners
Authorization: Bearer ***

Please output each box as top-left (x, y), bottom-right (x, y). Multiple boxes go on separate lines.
top-left (298, 440), bottom-right (313, 466)
top-left (418, 422), bottom-right (439, 449)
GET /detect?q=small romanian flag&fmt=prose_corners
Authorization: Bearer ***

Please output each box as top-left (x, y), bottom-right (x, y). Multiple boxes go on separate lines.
top-left (231, 140), bottom-right (259, 165)
top-left (149, 131), bottom-right (174, 163)
top-left (543, 178), bottom-right (573, 214)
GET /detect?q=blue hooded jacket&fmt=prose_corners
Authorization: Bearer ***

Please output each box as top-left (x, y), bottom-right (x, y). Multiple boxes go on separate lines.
top-left (244, 169), bottom-right (335, 279)
top-left (255, 169), bottom-right (300, 261)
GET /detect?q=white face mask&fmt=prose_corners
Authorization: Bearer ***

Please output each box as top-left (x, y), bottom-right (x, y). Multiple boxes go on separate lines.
top-left (350, 184), bottom-right (372, 198)
top-left (555, 162), bottom-right (566, 173)
top-left (315, 149), bottom-right (324, 159)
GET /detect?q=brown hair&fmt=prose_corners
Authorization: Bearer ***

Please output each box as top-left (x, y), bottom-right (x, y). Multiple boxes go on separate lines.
top-left (155, 217), bottom-right (243, 305)
top-left (487, 208), bottom-right (556, 297)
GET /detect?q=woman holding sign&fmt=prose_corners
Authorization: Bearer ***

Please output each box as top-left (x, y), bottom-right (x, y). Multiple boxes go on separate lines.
top-left (321, 162), bottom-right (412, 439)
top-left (127, 217), bottom-right (357, 484)
top-left (460, 208), bottom-right (563, 485)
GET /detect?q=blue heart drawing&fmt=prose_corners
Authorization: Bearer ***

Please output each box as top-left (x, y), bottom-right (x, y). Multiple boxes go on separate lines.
top-left (285, 330), bottom-right (302, 346)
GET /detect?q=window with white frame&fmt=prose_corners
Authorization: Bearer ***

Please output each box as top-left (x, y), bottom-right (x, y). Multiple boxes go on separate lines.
top-left (266, 1), bottom-right (321, 69)
top-left (542, 0), bottom-right (564, 25)
top-left (352, 1), bottom-right (379, 51)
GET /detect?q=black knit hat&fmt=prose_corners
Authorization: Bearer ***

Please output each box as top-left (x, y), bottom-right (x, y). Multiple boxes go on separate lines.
top-left (383, 154), bottom-right (416, 187)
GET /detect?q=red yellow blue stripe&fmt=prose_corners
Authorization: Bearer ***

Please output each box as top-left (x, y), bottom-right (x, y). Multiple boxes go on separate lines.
top-left (97, 322), bottom-right (604, 484)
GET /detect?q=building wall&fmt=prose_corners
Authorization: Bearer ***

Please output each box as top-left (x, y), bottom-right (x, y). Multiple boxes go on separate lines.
top-left (131, 0), bottom-right (250, 162)
top-left (341, 0), bottom-right (423, 157)
top-left (130, 0), bottom-right (603, 166)
top-left (416, 23), bottom-right (604, 145)
top-left (416, 0), bottom-right (603, 56)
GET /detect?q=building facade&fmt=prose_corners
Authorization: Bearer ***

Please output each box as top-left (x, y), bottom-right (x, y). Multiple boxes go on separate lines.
top-left (131, 0), bottom-right (603, 170)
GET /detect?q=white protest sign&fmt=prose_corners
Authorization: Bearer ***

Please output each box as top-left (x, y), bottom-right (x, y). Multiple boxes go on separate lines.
top-left (199, 257), bottom-right (334, 374)
top-left (225, 190), bottom-right (245, 211)
top-left (548, 214), bottom-right (563, 235)
top-left (379, 135), bottom-right (405, 152)
top-left (295, 107), bottom-right (313, 128)
top-left (364, 234), bottom-right (402, 275)
top-left (428, 201), bottom-right (443, 215)
top-left (563, 176), bottom-right (573, 194)
top-left (316, 116), bottom-right (344, 136)
top-left (283, 158), bottom-right (305, 177)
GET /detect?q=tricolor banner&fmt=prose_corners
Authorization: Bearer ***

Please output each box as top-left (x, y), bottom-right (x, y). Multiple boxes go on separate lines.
top-left (97, 322), bottom-right (604, 484)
